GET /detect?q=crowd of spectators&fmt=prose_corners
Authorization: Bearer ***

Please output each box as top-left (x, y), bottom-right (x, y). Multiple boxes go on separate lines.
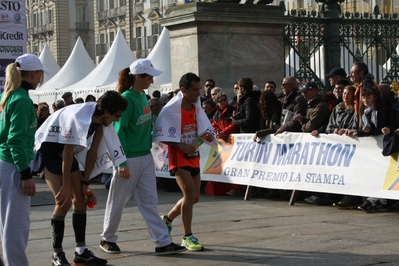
top-left (33, 61), bottom-right (399, 213)
top-left (185, 62), bottom-right (399, 212)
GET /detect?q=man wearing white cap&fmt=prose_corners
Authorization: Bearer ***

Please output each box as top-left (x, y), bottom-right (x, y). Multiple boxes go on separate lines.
top-left (0, 54), bottom-right (48, 266)
top-left (100, 59), bottom-right (186, 255)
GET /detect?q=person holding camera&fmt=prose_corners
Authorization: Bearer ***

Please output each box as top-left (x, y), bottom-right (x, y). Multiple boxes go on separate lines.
top-left (230, 77), bottom-right (261, 133)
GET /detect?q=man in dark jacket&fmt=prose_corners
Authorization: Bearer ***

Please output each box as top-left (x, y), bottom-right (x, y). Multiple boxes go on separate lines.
top-left (275, 76), bottom-right (307, 135)
top-left (231, 77), bottom-right (260, 133)
top-left (296, 81), bottom-right (330, 132)
top-left (299, 81), bottom-right (332, 206)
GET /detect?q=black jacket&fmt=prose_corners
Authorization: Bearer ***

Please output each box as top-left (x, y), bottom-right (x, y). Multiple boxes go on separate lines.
top-left (233, 90), bottom-right (261, 133)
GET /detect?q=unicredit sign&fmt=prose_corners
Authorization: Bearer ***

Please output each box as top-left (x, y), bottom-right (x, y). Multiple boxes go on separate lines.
top-left (0, 31), bottom-right (23, 40)
top-left (0, 1), bottom-right (21, 11)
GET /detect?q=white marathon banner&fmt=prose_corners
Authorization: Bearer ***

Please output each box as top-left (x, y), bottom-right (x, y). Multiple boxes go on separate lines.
top-left (0, 0), bottom-right (27, 92)
top-left (153, 133), bottom-right (399, 200)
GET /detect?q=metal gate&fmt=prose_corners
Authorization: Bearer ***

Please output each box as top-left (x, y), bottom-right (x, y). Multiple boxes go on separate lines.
top-left (284, 8), bottom-right (399, 92)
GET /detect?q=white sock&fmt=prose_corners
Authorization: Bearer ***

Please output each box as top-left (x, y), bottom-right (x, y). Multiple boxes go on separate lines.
top-left (75, 246), bottom-right (87, 255)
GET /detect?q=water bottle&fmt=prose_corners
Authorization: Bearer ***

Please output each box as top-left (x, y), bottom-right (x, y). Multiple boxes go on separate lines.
top-left (86, 189), bottom-right (96, 209)
top-left (192, 134), bottom-right (207, 149)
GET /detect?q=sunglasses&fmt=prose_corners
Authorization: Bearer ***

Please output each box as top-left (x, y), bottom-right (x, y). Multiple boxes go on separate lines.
top-left (205, 84), bottom-right (214, 88)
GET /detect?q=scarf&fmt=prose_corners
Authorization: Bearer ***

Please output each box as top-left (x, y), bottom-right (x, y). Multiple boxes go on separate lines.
top-left (361, 103), bottom-right (378, 129)
top-left (153, 91), bottom-right (216, 147)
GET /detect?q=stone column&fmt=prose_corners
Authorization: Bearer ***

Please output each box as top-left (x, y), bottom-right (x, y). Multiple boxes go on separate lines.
top-left (160, 2), bottom-right (291, 92)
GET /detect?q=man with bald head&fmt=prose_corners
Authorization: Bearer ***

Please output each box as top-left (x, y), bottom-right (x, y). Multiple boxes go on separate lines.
top-left (274, 76), bottom-right (307, 134)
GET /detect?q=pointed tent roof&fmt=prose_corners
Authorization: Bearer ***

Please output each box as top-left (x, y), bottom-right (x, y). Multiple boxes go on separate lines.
top-left (61, 29), bottom-right (137, 91)
top-left (39, 44), bottom-right (60, 83)
top-left (35, 37), bottom-right (96, 92)
top-left (147, 28), bottom-right (171, 85)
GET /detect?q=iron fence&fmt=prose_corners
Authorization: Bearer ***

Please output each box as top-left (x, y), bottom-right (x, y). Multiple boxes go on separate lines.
top-left (284, 8), bottom-right (399, 92)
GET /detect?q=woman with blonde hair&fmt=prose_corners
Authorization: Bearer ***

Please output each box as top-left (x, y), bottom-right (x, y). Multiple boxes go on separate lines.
top-left (0, 54), bottom-right (48, 266)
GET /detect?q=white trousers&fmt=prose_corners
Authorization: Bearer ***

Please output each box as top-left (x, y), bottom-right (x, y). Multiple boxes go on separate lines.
top-left (0, 160), bottom-right (30, 266)
top-left (101, 154), bottom-right (171, 247)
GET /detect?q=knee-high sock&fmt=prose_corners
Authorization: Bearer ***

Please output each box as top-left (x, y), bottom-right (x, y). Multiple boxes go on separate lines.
top-left (72, 210), bottom-right (87, 247)
top-left (51, 215), bottom-right (65, 253)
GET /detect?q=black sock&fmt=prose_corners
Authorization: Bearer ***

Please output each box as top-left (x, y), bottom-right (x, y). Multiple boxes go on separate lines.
top-left (72, 210), bottom-right (87, 247)
top-left (51, 215), bottom-right (65, 252)
top-left (164, 215), bottom-right (172, 224)
top-left (184, 233), bottom-right (192, 238)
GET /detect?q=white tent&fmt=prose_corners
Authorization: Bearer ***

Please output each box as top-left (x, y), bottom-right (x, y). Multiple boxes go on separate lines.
top-left (382, 44), bottom-right (399, 81)
top-left (39, 44), bottom-right (60, 84)
top-left (147, 28), bottom-right (171, 85)
top-left (147, 28), bottom-right (172, 96)
top-left (59, 29), bottom-right (137, 98)
top-left (31, 37), bottom-right (96, 104)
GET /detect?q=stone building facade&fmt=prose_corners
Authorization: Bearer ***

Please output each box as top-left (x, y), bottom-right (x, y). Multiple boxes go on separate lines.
top-left (26, 0), bottom-right (95, 66)
top-left (26, 0), bottom-right (398, 66)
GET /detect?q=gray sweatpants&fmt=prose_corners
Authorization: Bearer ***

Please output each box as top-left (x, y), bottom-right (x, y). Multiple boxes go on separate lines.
top-left (0, 160), bottom-right (31, 266)
top-left (101, 154), bottom-right (171, 247)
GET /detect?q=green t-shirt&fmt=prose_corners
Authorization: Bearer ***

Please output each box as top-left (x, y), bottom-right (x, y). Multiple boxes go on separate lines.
top-left (114, 89), bottom-right (152, 164)
top-left (0, 87), bottom-right (36, 171)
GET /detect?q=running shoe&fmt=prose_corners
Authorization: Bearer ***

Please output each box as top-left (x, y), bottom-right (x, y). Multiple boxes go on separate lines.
top-left (181, 235), bottom-right (204, 251)
top-left (161, 215), bottom-right (172, 240)
top-left (73, 248), bottom-right (107, 266)
top-left (333, 198), bottom-right (357, 210)
top-left (155, 242), bottom-right (186, 255)
top-left (100, 239), bottom-right (121, 254)
top-left (371, 200), bottom-right (388, 212)
top-left (358, 200), bottom-right (372, 212)
top-left (52, 252), bottom-right (70, 266)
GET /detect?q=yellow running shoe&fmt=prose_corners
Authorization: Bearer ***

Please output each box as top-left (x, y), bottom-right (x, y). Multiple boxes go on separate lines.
top-left (181, 235), bottom-right (204, 251)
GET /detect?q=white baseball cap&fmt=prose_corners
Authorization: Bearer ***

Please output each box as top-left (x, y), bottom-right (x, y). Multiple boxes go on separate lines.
top-left (15, 53), bottom-right (50, 74)
top-left (129, 59), bottom-right (162, 77)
